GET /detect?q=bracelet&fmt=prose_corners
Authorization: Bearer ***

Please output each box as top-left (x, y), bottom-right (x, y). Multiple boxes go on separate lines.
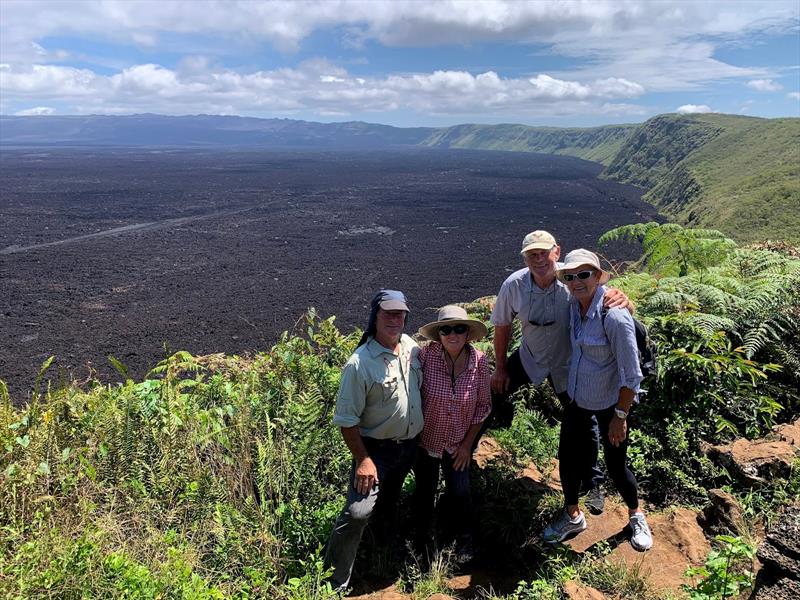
top-left (614, 407), bottom-right (628, 420)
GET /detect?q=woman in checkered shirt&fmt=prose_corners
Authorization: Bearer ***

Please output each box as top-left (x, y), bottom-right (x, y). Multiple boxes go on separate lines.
top-left (412, 305), bottom-right (491, 564)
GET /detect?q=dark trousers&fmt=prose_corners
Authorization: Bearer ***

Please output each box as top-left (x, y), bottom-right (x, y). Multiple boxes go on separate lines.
top-left (559, 402), bottom-right (639, 509)
top-left (412, 447), bottom-right (472, 540)
top-left (325, 436), bottom-right (417, 588)
top-left (481, 348), bottom-right (603, 491)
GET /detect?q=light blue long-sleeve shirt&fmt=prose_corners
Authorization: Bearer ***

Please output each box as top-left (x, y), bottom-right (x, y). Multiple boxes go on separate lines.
top-left (567, 285), bottom-right (642, 411)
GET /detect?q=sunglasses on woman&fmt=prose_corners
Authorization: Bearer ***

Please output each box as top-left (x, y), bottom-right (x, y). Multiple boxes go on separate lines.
top-left (561, 270), bottom-right (596, 282)
top-left (439, 324), bottom-right (469, 336)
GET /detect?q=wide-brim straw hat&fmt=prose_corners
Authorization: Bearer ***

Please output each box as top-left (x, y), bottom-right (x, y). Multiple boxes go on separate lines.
top-left (557, 248), bottom-right (611, 284)
top-left (418, 305), bottom-right (488, 342)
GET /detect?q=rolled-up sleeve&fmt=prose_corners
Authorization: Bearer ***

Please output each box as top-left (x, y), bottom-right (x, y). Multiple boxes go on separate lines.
top-left (472, 353), bottom-right (492, 424)
top-left (603, 309), bottom-right (643, 395)
top-left (490, 281), bottom-right (516, 326)
top-left (332, 358), bottom-right (366, 428)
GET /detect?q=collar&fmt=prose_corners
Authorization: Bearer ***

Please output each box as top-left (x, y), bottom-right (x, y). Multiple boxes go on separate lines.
top-left (436, 342), bottom-right (477, 371)
top-left (366, 336), bottom-right (402, 358)
top-left (527, 271), bottom-right (561, 295)
top-left (584, 285), bottom-right (607, 319)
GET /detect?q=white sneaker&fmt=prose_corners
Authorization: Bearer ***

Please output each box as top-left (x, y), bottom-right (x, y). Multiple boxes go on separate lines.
top-left (629, 512), bottom-right (653, 551)
top-left (543, 510), bottom-right (587, 543)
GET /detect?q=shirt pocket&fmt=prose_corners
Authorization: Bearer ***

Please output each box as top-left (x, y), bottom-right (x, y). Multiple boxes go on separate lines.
top-left (581, 333), bottom-right (613, 365)
top-left (380, 375), bottom-right (400, 404)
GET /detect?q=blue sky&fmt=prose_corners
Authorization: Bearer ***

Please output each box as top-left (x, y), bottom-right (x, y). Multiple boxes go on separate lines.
top-left (1, 0), bottom-right (798, 127)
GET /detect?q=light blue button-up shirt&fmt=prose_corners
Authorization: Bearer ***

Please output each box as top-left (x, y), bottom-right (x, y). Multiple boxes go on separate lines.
top-left (332, 334), bottom-right (424, 440)
top-left (567, 285), bottom-right (642, 411)
top-left (490, 267), bottom-right (572, 393)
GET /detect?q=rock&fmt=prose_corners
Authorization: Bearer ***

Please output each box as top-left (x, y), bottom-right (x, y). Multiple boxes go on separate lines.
top-left (774, 418), bottom-right (800, 446)
top-left (750, 505), bottom-right (800, 600)
top-left (756, 505), bottom-right (800, 574)
top-left (566, 504), bottom-right (710, 594)
top-left (427, 594), bottom-right (455, 600)
top-left (706, 438), bottom-right (797, 486)
top-left (563, 580), bottom-right (606, 599)
top-left (474, 437), bottom-right (505, 468)
top-left (750, 572), bottom-right (800, 599)
top-left (518, 458), bottom-right (562, 493)
top-left (702, 488), bottom-right (745, 533)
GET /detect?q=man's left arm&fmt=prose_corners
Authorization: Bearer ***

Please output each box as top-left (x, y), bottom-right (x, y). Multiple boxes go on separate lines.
top-left (603, 286), bottom-right (634, 313)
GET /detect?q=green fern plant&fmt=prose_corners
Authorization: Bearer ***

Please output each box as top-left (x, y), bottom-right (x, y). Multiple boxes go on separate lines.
top-left (600, 222), bottom-right (736, 276)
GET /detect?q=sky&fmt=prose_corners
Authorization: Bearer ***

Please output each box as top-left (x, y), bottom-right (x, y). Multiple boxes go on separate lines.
top-left (1, 0), bottom-right (799, 127)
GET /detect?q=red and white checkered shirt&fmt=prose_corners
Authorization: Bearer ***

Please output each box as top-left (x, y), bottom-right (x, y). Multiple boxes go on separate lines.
top-left (418, 342), bottom-right (491, 458)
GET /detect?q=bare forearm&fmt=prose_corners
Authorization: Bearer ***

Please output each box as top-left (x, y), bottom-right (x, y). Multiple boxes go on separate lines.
top-left (340, 426), bottom-right (368, 462)
top-left (461, 422), bottom-right (483, 449)
top-left (493, 325), bottom-right (512, 369)
top-left (617, 387), bottom-right (635, 413)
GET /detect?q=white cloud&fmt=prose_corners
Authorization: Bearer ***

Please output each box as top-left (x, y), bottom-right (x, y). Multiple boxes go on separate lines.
top-left (676, 104), bottom-right (715, 114)
top-left (0, 64), bottom-right (101, 97)
top-left (0, 1), bottom-right (797, 120)
top-left (747, 79), bottom-right (783, 92)
top-left (1, 1), bottom-right (796, 86)
top-left (0, 61), bottom-right (646, 117)
top-left (788, 92), bottom-right (800, 100)
top-left (14, 106), bottom-right (55, 116)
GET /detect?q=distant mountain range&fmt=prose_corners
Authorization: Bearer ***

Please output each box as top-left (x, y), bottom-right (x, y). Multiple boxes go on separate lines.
top-left (2, 112), bottom-right (797, 242)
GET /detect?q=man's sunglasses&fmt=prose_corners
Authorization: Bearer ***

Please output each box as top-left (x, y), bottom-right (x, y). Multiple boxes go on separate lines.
top-left (439, 324), bottom-right (469, 336)
top-left (561, 270), bottom-right (596, 282)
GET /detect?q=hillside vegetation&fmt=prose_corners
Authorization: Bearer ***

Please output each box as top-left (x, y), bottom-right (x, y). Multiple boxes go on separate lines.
top-left (425, 114), bottom-right (800, 244)
top-left (602, 114), bottom-right (800, 244)
top-left (420, 123), bottom-right (636, 165)
top-left (2, 224), bottom-right (799, 599)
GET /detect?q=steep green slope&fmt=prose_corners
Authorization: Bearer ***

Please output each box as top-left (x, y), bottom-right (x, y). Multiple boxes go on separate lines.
top-left (421, 123), bottom-right (636, 165)
top-left (602, 114), bottom-right (800, 243)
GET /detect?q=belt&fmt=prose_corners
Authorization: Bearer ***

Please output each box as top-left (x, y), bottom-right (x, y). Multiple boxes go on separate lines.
top-left (363, 435), bottom-right (417, 446)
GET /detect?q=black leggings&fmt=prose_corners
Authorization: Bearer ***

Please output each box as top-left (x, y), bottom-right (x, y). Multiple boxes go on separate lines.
top-left (559, 401), bottom-right (639, 510)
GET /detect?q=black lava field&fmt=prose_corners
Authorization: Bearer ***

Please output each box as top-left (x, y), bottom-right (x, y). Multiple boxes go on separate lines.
top-left (1, 147), bottom-right (659, 400)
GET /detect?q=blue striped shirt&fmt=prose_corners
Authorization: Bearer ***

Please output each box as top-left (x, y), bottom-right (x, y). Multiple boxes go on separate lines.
top-left (567, 285), bottom-right (642, 411)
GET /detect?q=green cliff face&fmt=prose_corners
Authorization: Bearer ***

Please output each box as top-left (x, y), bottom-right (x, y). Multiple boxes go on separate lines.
top-left (421, 122), bottom-right (637, 165)
top-left (423, 114), bottom-right (800, 243)
top-left (603, 114), bottom-right (799, 243)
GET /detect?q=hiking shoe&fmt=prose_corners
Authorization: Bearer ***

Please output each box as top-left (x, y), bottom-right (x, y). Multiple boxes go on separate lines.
top-left (454, 535), bottom-right (474, 564)
top-left (629, 512), bottom-right (653, 551)
top-left (585, 487), bottom-right (605, 515)
top-left (543, 510), bottom-right (587, 543)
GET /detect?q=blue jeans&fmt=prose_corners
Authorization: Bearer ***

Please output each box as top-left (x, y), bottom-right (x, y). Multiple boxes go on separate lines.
top-left (412, 447), bottom-right (472, 540)
top-left (324, 436), bottom-right (417, 589)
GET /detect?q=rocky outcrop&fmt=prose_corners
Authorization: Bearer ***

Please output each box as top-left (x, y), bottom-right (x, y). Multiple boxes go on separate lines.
top-left (706, 420), bottom-right (799, 487)
top-left (565, 504), bottom-right (710, 593)
top-left (701, 488), bottom-right (745, 534)
top-left (750, 506), bottom-right (800, 599)
top-left (563, 580), bottom-right (607, 599)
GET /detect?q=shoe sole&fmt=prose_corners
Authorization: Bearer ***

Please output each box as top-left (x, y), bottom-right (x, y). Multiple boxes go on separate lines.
top-left (586, 503), bottom-right (604, 515)
top-left (630, 540), bottom-right (653, 552)
top-left (543, 523), bottom-right (588, 544)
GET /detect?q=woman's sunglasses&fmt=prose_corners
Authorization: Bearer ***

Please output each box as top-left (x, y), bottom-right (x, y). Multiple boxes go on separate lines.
top-left (439, 324), bottom-right (469, 336)
top-left (561, 270), bottom-right (596, 282)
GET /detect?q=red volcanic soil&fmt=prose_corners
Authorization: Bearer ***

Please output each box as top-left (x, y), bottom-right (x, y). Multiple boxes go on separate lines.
top-left (1, 147), bottom-right (659, 401)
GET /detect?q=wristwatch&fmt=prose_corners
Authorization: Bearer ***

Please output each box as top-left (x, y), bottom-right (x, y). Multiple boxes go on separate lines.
top-left (614, 407), bottom-right (628, 420)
